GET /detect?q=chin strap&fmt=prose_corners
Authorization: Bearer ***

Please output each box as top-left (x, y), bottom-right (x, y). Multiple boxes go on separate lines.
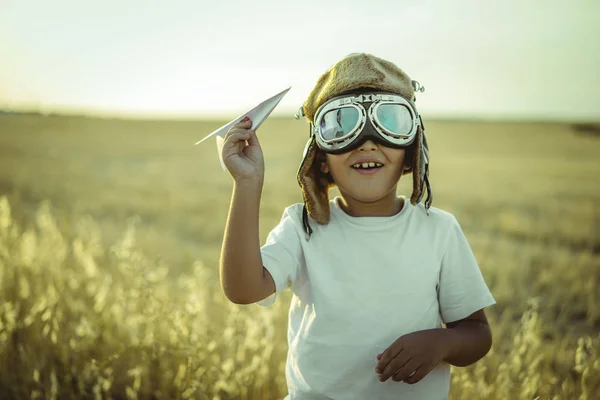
top-left (302, 205), bottom-right (313, 241)
top-left (417, 114), bottom-right (432, 216)
top-left (423, 170), bottom-right (432, 216)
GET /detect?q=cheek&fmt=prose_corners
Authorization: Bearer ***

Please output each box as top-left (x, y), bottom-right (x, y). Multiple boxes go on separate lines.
top-left (385, 149), bottom-right (407, 166)
top-left (325, 155), bottom-right (348, 175)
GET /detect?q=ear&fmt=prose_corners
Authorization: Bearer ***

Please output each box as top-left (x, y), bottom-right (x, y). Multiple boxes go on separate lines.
top-left (405, 145), bottom-right (416, 170)
top-left (319, 152), bottom-right (330, 174)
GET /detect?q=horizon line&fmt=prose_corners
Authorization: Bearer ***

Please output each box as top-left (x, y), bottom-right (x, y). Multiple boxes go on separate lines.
top-left (1, 108), bottom-right (599, 125)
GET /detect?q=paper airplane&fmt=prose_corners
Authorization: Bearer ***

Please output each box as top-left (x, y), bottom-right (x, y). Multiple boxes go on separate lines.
top-left (195, 87), bottom-right (291, 170)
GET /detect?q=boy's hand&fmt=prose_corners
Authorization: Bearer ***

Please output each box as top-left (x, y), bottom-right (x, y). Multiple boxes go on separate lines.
top-left (222, 117), bottom-right (265, 183)
top-left (375, 329), bottom-right (447, 384)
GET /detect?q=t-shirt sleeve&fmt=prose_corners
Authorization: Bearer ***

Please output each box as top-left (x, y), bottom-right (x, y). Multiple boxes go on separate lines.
top-left (256, 206), bottom-right (303, 307)
top-left (438, 216), bottom-right (496, 323)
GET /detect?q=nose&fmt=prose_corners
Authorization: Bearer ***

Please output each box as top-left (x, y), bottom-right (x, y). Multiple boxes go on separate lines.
top-left (357, 139), bottom-right (378, 151)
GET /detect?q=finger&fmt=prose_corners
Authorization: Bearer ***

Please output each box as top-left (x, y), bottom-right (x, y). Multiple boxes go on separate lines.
top-left (225, 119), bottom-right (252, 138)
top-left (376, 341), bottom-right (405, 374)
top-left (239, 119), bottom-right (252, 129)
top-left (223, 132), bottom-right (251, 152)
top-left (391, 358), bottom-right (421, 382)
top-left (376, 344), bottom-right (402, 374)
top-left (225, 124), bottom-right (252, 140)
top-left (225, 131), bottom-right (251, 143)
top-left (380, 353), bottom-right (410, 382)
top-left (403, 364), bottom-right (429, 385)
top-left (238, 116), bottom-right (252, 129)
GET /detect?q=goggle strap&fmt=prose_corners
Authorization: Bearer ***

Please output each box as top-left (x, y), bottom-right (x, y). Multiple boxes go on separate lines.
top-left (294, 107), bottom-right (306, 120)
top-left (412, 81), bottom-right (425, 103)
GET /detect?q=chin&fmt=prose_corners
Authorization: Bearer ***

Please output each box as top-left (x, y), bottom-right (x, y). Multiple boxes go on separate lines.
top-left (332, 170), bottom-right (403, 203)
top-left (343, 186), bottom-right (397, 203)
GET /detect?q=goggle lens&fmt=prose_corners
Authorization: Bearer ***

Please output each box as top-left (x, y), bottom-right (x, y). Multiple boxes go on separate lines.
top-left (376, 104), bottom-right (413, 135)
top-left (319, 107), bottom-right (360, 141)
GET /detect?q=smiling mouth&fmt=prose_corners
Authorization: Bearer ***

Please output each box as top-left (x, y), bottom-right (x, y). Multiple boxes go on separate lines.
top-left (351, 162), bottom-right (384, 170)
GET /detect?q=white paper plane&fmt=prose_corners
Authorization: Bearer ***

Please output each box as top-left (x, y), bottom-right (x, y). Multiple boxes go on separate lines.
top-left (195, 87), bottom-right (291, 170)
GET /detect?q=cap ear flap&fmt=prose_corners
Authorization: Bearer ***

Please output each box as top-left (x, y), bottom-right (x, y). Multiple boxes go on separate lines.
top-left (297, 137), bottom-right (331, 225)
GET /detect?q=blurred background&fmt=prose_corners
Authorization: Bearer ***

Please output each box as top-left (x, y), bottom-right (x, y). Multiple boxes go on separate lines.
top-left (0, 1), bottom-right (599, 399)
top-left (2, 0), bottom-right (599, 121)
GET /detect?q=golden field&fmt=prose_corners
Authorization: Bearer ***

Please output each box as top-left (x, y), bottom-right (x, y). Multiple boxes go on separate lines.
top-left (0, 113), bottom-right (598, 399)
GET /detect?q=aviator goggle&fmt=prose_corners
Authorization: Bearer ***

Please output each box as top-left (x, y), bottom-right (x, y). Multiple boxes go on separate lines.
top-left (311, 92), bottom-right (422, 154)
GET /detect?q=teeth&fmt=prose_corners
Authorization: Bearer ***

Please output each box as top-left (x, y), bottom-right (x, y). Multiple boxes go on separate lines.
top-left (352, 162), bottom-right (383, 169)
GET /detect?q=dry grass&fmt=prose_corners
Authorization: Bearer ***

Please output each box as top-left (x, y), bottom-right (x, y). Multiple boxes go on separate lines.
top-left (0, 114), bottom-right (599, 399)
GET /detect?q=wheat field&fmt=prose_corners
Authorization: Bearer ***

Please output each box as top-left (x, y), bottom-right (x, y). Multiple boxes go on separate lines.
top-left (0, 113), bottom-right (598, 399)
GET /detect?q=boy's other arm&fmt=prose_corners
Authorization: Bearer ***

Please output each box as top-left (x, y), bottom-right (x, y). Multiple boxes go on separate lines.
top-left (220, 180), bottom-right (275, 305)
top-left (443, 309), bottom-right (492, 367)
top-left (376, 309), bottom-right (492, 384)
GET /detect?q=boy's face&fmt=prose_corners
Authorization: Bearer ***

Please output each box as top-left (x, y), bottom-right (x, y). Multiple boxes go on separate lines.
top-left (321, 139), bottom-right (408, 204)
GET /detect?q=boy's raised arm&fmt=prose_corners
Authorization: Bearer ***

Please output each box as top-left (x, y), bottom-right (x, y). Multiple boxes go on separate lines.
top-left (220, 180), bottom-right (275, 304)
top-left (218, 117), bottom-right (275, 304)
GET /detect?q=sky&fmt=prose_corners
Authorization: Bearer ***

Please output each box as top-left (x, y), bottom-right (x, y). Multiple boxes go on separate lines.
top-left (1, 0), bottom-right (599, 121)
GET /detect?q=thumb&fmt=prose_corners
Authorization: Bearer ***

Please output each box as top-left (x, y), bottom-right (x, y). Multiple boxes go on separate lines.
top-left (246, 129), bottom-right (260, 147)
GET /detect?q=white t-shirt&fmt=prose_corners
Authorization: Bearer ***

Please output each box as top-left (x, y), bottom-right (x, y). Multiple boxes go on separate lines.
top-left (258, 196), bottom-right (496, 400)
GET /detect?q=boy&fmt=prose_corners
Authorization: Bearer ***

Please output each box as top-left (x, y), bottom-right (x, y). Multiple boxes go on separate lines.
top-left (219, 53), bottom-right (496, 399)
